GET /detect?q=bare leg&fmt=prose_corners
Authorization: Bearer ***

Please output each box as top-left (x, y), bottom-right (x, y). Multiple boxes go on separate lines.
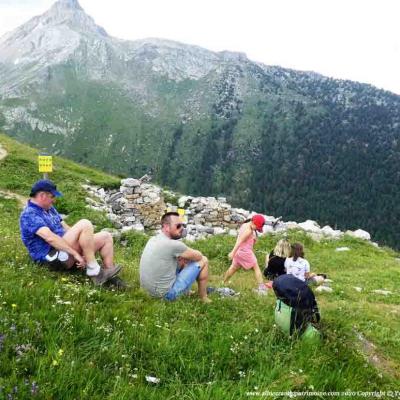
top-left (63, 222), bottom-right (115, 268)
top-left (93, 231), bottom-right (114, 268)
top-left (63, 219), bottom-right (97, 264)
top-left (197, 256), bottom-right (211, 303)
top-left (223, 263), bottom-right (240, 283)
top-left (253, 263), bottom-right (264, 285)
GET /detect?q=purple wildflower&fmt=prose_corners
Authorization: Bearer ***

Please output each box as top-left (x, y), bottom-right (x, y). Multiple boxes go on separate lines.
top-left (0, 334), bottom-right (5, 352)
top-left (31, 382), bottom-right (39, 396)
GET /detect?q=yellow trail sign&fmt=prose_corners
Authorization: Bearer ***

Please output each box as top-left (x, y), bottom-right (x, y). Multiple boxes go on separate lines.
top-left (178, 208), bottom-right (188, 223)
top-left (164, 208), bottom-right (188, 223)
top-left (38, 156), bottom-right (53, 173)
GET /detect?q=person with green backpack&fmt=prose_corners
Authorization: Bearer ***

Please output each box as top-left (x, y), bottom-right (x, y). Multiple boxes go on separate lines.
top-left (272, 273), bottom-right (321, 340)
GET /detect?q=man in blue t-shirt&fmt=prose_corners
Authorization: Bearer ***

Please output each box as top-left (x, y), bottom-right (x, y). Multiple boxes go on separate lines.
top-left (20, 179), bottom-right (122, 285)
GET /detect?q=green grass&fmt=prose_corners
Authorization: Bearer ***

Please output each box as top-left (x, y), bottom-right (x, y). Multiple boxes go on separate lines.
top-left (1, 135), bottom-right (400, 399)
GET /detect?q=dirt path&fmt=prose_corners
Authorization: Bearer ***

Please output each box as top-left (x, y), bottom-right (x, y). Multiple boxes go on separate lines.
top-left (0, 143), bottom-right (7, 161)
top-left (0, 142), bottom-right (27, 207)
top-left (354, 329), bottom-right (400, 379)
top-left (0, 189), bottom-right (27, 208)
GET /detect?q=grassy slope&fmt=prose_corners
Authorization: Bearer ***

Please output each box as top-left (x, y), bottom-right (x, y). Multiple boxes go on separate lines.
top-left (1, 134), bottom-right (400, 399)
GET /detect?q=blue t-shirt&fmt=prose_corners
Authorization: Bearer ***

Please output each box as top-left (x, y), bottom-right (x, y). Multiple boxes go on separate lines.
top-left (19, 200), bottom-right (65, 262)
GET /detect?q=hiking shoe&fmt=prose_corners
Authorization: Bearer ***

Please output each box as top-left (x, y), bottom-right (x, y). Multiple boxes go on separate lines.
top-left (104, 275), bottom-right (129, 290)
top-left (91, 265), bottom-right (121, 286)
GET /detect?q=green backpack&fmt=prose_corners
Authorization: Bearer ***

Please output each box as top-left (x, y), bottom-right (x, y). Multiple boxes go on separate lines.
top-left (275, 299), bottom-right (320, 340)
top-left (273, 275), bottom-right (321, 340)
top-left (274, 299), bottom-right (294, 335)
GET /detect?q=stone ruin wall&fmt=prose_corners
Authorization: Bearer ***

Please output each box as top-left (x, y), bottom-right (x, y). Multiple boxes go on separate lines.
top-left (83, 177), bottom-right (373, 243)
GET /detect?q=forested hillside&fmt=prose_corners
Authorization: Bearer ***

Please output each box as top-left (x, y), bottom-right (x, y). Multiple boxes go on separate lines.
top-left (160, 75), bottom-right (400, 247)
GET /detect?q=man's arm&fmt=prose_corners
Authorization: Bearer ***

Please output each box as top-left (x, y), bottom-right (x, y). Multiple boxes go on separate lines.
top-left (179, 247), bottom-right (203, 262)
top-left (36, 227), bottom-right (85, 266)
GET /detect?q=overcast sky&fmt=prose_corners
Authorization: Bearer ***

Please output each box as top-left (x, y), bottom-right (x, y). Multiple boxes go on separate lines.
top-left (0, 0), bottom-right (399, 95)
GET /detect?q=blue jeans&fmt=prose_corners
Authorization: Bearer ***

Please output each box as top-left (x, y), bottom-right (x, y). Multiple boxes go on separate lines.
top-left (164, 261), bottom-right (201, 301)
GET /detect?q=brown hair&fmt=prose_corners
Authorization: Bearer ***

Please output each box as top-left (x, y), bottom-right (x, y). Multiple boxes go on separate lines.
top-left (161, 212), bottom-right (179, 227)
top-left (291, 242), bottom-right (304, 261)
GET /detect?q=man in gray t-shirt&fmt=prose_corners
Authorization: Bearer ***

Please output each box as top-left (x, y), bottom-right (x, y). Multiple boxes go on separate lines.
top-left (140, 212), bottom-right (210, 303)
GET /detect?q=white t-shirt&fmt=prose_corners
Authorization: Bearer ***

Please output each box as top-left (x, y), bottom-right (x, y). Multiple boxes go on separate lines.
top-left (284, 257), bottom-right (310, 281)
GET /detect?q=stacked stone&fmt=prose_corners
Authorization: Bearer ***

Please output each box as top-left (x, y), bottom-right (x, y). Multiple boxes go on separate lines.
top-left (170, 195), bottom-right (261, 241)
top-left (83, 184), bottom-right (111, 214)
top-left (115, 178), bottom-right (165, 231)
top-left (82, 179), bottom-right (165, 233)
top-left (82, 179), bottom-right (374, 245)
top-left (178, 195), bottom-right (250, 229)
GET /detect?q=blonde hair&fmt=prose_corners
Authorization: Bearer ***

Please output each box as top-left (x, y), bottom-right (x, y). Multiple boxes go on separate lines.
top-left (273, 239), bottom-right (291, 258)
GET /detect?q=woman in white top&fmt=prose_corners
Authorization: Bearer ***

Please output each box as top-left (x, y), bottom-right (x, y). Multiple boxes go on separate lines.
top-left (284, 243), bottom-right (324, 285)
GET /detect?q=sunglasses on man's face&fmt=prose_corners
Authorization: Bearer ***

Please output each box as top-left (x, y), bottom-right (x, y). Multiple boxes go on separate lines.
top-left (173, 223), bottom-right (186, 229)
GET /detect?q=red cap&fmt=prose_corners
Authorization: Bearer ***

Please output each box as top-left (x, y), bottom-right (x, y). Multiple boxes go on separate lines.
top-left (252, 214), bottom-right (265, 232)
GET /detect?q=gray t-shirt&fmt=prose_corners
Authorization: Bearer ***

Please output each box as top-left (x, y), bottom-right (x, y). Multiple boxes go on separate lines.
top-left (139, 232), bottom-right (188, 297)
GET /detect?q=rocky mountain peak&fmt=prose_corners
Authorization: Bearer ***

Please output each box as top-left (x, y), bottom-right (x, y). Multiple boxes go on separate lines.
top-left (42, 0), bottom-right (107, 36)
top-left (0, 0), bottom-right (248, 82)
top-left (0, 0), bottom-right (108, 66)
top-left (51, 0), bottom-right (83, 11)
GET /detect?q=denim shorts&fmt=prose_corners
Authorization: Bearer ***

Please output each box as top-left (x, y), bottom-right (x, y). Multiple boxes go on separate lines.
top-left (164, 261), bottom-right (201, 301)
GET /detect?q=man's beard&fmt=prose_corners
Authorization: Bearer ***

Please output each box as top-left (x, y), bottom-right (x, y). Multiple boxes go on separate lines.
top-left (171, 228), bottom-right (187, 240)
